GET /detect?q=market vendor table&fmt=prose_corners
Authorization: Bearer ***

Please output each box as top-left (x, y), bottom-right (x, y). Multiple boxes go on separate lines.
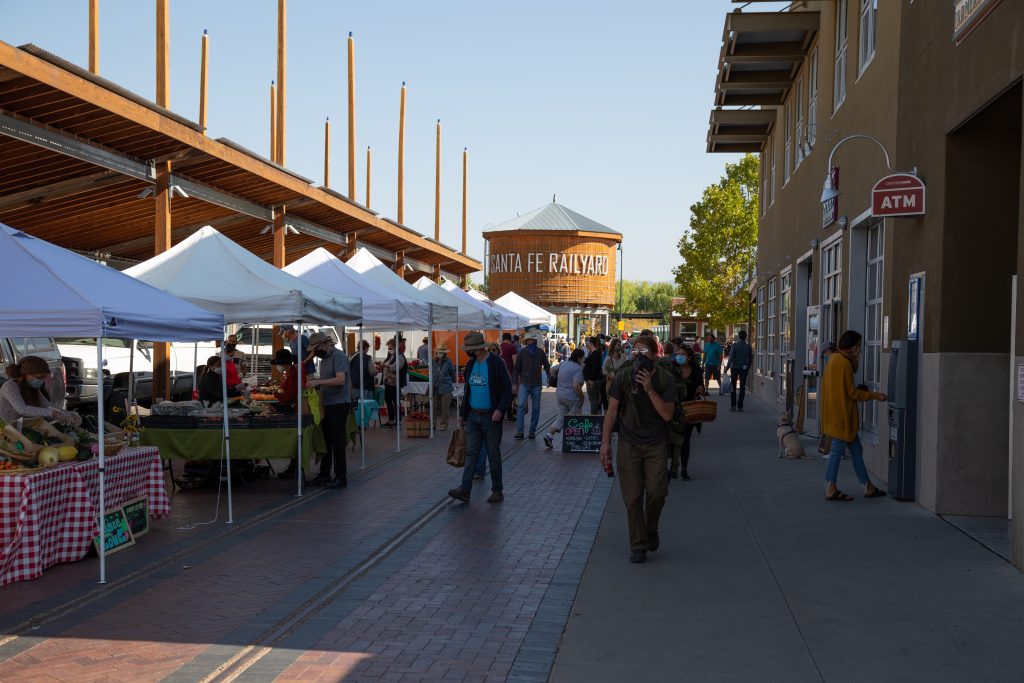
top-left (0, 447), bottom-right (170, 585)
top-left (140, 424), bottom-right (330, 467)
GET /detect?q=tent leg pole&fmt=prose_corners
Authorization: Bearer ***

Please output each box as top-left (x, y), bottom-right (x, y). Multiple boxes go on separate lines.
top-left (192, 342), bottom-right (198, 393)
top-left (428, 327), bottom-right (433, 439)
top-left (221, 334), bottom-right (233, 524)
top-left (296, 322), bottom-right (304, 498)
top-left (97, 338), bottom-right (106, 584)
top-left (359, 325), bottom-right (365, 469)
top-left (396, 331), bottom-right (401, 453)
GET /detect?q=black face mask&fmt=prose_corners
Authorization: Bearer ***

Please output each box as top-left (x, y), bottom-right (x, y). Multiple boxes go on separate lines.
top-left (225, 343), bottom-right (236, 353)
top-left (315, 349), bottom-right (328, 359)
top-left (635, 353), bottom-right (655, 372)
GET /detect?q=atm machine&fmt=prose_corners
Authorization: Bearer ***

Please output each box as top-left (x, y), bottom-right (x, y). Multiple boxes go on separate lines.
top-left (887, 339), bottom-right (919, 500)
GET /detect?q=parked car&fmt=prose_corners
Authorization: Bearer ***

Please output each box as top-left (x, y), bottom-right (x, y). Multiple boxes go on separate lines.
top-left (0, 337), bottom-right (67, 411)
top-left (234, 324), bottom-right (342, 380)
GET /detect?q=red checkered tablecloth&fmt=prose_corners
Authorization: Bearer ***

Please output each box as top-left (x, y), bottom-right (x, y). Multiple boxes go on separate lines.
top-left (0, 447), bottom-right (170, 585)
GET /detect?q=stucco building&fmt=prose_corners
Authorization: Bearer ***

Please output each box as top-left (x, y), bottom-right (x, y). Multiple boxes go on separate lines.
top-left (706, 1), bottom-right (1024, 566)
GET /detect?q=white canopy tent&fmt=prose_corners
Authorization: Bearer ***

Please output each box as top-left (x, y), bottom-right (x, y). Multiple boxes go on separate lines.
top-left (413, 277), bottom-right (500, 330)
top-left (126, 226), bottom-right (364, 502)
top-left (494, 291), bottom-right (557, 328)
top-left (347, 248), bottom-right (458, 451)
top-left (448, 282), bottom-right (527, 330)
top-left (285, 248), bottom-right (431, 463)
top-left (0, 225), bottom-right (225, 584)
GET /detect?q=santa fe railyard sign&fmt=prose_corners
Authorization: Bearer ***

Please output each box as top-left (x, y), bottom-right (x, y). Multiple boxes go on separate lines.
top-left (488, 252), bottom-right (611, 275)
top-left (871, 173), bottom-right (925, 219)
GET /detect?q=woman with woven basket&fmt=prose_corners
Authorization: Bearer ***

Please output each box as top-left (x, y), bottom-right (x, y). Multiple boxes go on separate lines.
top-left (820, 330), bottom-right (888, 501)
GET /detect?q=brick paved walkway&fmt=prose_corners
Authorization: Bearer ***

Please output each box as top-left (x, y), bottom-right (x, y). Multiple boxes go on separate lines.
top-left (0, 392), bottom-right (611, 682)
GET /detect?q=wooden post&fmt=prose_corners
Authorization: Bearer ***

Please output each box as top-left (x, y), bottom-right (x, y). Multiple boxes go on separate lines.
top-left (269, 81), bottom-right (277, 162)
top-left (323, 117), bottom-right (331, 187)
top-left (199, 29), bottom-right (209, 130)
top-left (435, 118), bottom-right (441, 240)
top-left (274, 207), bottom-right (286, 268)
top-left (156, 0), bottom-right (169, 108)
top-left (433, 263), bottom-right (442, 284)
top-left (365, 146), bottom-right (372, 208)
top-left (153, 159), bottom-right (172, 402)
top-left (345, 231), bottom-right (356, 260)
top-left (88, 0), bottom-right (99, 74)
top-left (397, 81), bottom-right (405, 224)
top-left (347, 32), bottom-right (356, 200)
top-left (276, 0), bottom-right (286, 165)
top-left (395, 250), bottom-right (406, 280)
top-left (462, 147), bottom-right (468, 254)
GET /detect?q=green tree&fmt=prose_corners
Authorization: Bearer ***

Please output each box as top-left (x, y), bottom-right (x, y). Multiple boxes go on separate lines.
top-left (673, 153), bottom-right (758, 328)
top-left (618, 280), bottom-right (677, 319)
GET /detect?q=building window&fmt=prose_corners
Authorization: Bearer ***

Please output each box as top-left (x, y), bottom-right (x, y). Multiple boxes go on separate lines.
top-left (783, 102), bottom-right (792, 184)
top-left (794, 79), bottom-right (805, 168)
top-left (858, 0), bottom-right (877, 75)
top-left (679, 321), bottom-right (698, 341)
top-left (821, 239), bottom-right (843, 349)
top-left (834, 0), bottom-right (849, 112)
top-left (767, 278), bottom-right (777, 377)
top-left (808, 49), bottom-right (818, 146)
top-left (769, 138), bottom-right (776, 206)
top-left (779, 271), bottom-right (791, 396)
top-left (756, 286), bottom-right (766, 375)
top-left (862, 223), bottom-right (885, 434)
top-left (761, 141), bottom-right (770, 217)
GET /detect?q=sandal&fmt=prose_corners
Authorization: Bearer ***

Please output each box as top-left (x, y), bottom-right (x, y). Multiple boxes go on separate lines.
top-left (826, 490), bottom-right (854, 501)
top-left (865, 488), bottom-right (887, 498)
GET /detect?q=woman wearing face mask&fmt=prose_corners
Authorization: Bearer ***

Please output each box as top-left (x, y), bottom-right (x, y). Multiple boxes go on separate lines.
top-left (662, 342), bottom-right (702, 480)
top-left (379, 339), bottom-right (407, 427)
top-left (198, 355), bottom-right (243, 406)
top-left (603, 339), bottom-right (628, 402)
top-left (583, 336), bottom-right (606, 415)
top-left (432, 343), bottom-right (456, 431)
top-left (0, 356), bottom-right (81, 426)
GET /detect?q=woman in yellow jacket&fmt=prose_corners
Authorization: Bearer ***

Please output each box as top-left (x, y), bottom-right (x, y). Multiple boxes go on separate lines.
top-left (821, 330), bottom-right (888, 501)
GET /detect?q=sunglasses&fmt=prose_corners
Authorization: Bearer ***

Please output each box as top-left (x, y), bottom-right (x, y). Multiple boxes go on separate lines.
top-left (635, 347), bottom-right (653, 355)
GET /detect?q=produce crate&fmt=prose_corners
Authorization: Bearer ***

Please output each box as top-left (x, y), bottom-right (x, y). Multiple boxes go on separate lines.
top-left (405, 417), bottom-right (429, 438)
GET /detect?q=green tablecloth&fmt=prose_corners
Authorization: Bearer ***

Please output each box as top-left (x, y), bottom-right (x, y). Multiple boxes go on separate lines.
top-left (141, 425), bottom-right (328, 467)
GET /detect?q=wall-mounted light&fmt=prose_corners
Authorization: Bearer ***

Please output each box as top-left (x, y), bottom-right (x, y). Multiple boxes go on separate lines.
top-left (137, 185), bottom-right (189, 199)
top-left (819, 134), bottom-right (917, 204)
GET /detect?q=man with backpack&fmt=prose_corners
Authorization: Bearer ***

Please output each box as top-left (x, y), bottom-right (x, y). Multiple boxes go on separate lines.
top-left (599, 334), bottom-right (677, 564)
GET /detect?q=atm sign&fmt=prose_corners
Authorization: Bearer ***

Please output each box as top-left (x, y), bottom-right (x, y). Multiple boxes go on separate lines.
top-left (871, 174), bottom-right (925, 218)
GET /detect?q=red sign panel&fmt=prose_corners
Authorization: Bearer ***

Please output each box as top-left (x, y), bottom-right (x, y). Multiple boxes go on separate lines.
top-left (872, 174), bottom-right (925, 218)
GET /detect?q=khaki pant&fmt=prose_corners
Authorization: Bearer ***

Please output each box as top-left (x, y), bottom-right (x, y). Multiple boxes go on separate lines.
top-left (434, 392), bottom-right (452, 429)
top-left (617, 439), bottom-right (669, 551)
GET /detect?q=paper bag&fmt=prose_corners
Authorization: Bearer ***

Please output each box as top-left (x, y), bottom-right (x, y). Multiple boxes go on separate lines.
top-left (446, 427), bottom-right (466, 467)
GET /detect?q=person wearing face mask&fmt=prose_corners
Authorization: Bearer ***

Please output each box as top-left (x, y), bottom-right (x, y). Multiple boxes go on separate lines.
top-left (431, 343), bottom-right (456, 431)
top-left (660, 341), bottom-right (702, 480)
top-left (379, 338), bottom-right (407, 428)
top-left (0, 356), bottom-right (81, 426)
top-left (600, 335), bottom-right (677, 564)
top-left (271, 348), bottom-right (306, 411)
top-left (602, 339), bottom-right (628, 400)
top-left (219, 337), bottom-right (245, 395)
top-left (198, 355), bottom-right (243, 405)
top-left (306, 332), bottom-right (351, 489)
top-left (820, 329), bottom-right (888, 501)
top-left (512, 331), bottom-right (551, 440)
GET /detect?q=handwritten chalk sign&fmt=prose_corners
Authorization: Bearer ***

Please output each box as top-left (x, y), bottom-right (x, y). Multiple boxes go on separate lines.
top-left (561, 415), bottom-right (602, 453)
top-left (122, 497), bottom-right (149, 538)
top-left (94, 508), bottom-right (135, 555)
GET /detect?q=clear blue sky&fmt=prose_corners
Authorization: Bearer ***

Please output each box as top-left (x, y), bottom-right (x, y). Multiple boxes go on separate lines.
top-left (1, 0), bottom-right (785, 282)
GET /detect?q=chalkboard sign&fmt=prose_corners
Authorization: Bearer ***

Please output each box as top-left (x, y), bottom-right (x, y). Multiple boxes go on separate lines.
top-left (561, 415), bottom-right (602, 453)
top-left (94, 509), bottom-right (135, 555)
top-left (121, 497), bottom-right (149, 538)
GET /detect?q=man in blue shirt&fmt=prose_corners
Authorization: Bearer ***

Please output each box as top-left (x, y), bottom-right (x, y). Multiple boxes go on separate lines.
top-left (449, 331), bottom-right (513, 504)
top-left (702, 333), bottom-right (724, 392)
top-left (281, 325), bottom-right (315, 376)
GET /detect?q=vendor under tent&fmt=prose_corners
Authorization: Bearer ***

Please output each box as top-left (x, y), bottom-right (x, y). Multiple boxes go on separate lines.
top-left (125, 226), bottom-right (363, 503)
top-left (0, 224), bottom-right (225, 584)
top-left (447, 281), bottom-right (528, 330)
top-left (285, 247), bottom-right (431, 465)
top-left (347, 248), bottom-right (458, 452)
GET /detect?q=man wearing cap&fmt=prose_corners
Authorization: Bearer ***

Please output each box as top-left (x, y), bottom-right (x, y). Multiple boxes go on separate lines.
top-left (448, 331), bottom-right (513, 503)
top-left (281, 325), bottom-right (314, 376)
top-left (306, 332), bottom-right (351, 489)
top-left (512, 331), bottom-right (551, 439)
top-left (431, 342), bottom-right (457, 431)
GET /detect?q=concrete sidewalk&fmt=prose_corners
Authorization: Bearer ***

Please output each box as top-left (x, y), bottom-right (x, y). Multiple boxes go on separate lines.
top-left (552, 393), bottom-right (1024, 683)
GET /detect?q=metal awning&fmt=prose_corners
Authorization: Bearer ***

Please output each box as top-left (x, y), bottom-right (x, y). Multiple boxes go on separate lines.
top-left (713, 11), bottom-right (820, 107)
top-left (706, 108), bottom-right (776, 154)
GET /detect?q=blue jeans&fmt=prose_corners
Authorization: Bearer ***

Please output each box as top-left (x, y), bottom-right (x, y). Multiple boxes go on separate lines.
top-left (824, 436), bottom-right (869, 486)
top-left (461, 411), bottom-right (504, 495)
top-left (729, 367), bottom-right (748, 409)
top-left (516, 384), bottom-right (542, 435)
top-left (474, 441), bottom-right (488, 477)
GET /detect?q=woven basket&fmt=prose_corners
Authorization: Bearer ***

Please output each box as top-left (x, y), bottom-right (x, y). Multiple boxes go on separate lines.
top-left (681, 399), bottom-right (718, 424)
top-left (405, 417), bottom-right (429, 438)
